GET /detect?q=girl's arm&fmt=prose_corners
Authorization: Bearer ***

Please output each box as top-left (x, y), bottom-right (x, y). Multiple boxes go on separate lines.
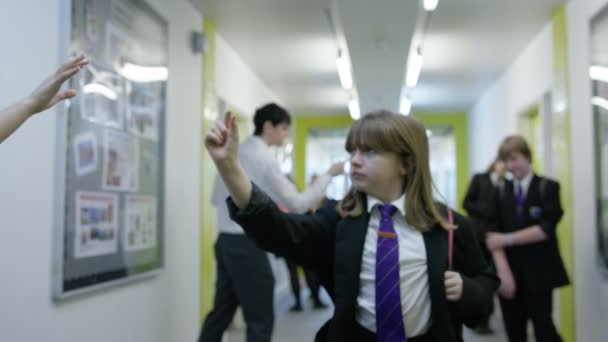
top-left (1, 55), bottom-right (88, 143)
top-left (205, 111), bottom-right (253, 208)
top-left (205, 112), bottom-right (337, 268)
top-left (449, 214), bottom-right (500, 326)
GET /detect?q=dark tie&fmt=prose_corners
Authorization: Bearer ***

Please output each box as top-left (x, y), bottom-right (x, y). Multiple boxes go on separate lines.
top-left (515, 184), bottom-right (525, 222)
top-left (375, 204), bottom-right (406, 342)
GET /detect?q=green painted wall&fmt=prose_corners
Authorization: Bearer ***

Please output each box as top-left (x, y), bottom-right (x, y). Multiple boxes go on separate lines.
top-left (552, 6), bottom-right (575, 341)
top-left (415, 113), bottom-right (469, 213)
top-left (293, 113), bottom-right (468, 215)
top-left (200, 18), bottom-right (217, 322)
top-left (293, 115), bottom-right (354, 190)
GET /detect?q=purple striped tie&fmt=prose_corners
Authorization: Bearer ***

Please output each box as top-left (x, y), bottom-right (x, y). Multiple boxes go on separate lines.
top-left (515, 184), bottom-right (524, 222)
top-left (375, 204), bottom-right (406, 342)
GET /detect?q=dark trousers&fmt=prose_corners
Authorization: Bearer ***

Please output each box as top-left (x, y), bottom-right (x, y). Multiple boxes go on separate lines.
top-left (199, 233), bottom-right (275, 342)
top-left (285, 258), bottom-right (322, 304)
top-left (499, 289), bottom-right (562, 342)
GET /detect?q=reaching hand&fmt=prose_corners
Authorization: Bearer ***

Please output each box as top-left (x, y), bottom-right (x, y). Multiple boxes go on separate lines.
top-left (25, 54), bottom-right (89, 115)
top-left (205, 111), bottom-right (240, 164)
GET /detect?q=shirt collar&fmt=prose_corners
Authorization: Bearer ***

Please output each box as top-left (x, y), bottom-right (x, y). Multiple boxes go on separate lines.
top-left (515, 169), bottom-right (534, 193)
top-left (366, 192), bottom-right (406, 216)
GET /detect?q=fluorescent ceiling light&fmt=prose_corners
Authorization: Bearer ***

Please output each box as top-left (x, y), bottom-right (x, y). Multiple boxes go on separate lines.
top-left (592, 96), bottom-right (608, 111)
top-left (590, 65), bottom-right (608, 83)
top-left (118, 62), bottom-right (168, 83)
top-left (406, 49), bottom-right (424, 87)
top-left (423, 0), bottom-right (439, 11)
top-left (336, 51), bottom-right (353, 89)
top-left (399, 94), bottom-right (411, 115)
top-left (83, 83), bottom-right (118, 100)
top-left (348, 97), bottom-right (360, 120)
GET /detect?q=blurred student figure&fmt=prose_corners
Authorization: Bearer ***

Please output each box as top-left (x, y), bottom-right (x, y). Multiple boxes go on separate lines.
top-left (284, 174), bottom-right (329, 312)
top-left (199, 104), bottom-right (343, 342)
top-left (487, 135), bottom-right (569, 342)
top-left (0, 55), bottom-right (88, 144)
top-left (462, 158), bottom-right (507, 334)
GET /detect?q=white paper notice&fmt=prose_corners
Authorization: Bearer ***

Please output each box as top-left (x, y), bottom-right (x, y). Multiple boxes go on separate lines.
top-left (74, 191), bottom-right (119, 258)
top-left (124, 195), bottom-right (157, 252)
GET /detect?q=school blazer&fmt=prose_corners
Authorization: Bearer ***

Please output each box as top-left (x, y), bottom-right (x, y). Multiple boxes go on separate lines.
top-left (463, 173), bottom-right (499, 226)
top-left (227, 183), bottom-right (499, 342)
top-left (492, 175), bottom-right (570, 291)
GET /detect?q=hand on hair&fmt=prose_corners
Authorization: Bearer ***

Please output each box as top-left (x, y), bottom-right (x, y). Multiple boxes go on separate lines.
top-left (326, 161), bottom-right (345, 177)
top-left (24, 54), bottom-right (88, 115)
top-left (444, 271), bottom-right (463, 302)
top-left (205, 111), bottom-right (240, 164)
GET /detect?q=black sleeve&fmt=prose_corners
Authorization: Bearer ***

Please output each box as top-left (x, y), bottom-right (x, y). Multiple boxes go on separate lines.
top-left (227, 182), bottom-right (339, 270)
top-left (463, 174), bottom-right (493, 220)
top-left (538, 179), bottom-right (564, 239)
top-left (450, 213), bottom-right (500, 327)
top-left (486, 184), bottom-right (502, 232)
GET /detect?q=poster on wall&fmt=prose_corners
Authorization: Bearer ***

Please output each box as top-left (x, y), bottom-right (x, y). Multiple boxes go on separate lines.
top-left (102, 130), bottom-right (139, 192)
top-left (74, 192), bottom-right (119, 258)
top-left (73, 132), bottom-right (98, 176)
top-left (124, 195), bottom-right (157, 252)
top-left (53, 0), bottom-right (166, 300)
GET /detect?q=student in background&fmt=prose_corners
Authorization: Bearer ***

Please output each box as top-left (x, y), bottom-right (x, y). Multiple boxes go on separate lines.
top-left (285, 174), bottom-right (329, 312)
top-left (462, 158), bottom-right (506, 334)
top-left (487, 135), bottom-right (569, 342)
top-left (205, 110), bottom-right (498, 342)
top-left (0, 54), bottom-right (88, 144)
top-left (199, 104), bottom-right (343, 342)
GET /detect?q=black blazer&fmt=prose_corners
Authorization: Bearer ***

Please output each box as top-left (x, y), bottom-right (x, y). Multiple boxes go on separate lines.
top-left (228, 183), bottom-right (499, 342)
top-left (463, 173), bottom-right (500, 243)
top-left (463, 173), bottom-right (500, 225)
top-left (492, 174), bottom-right (569, 291)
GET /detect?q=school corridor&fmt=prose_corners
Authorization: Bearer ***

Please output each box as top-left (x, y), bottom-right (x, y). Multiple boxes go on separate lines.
top-left (1, 0), bottom-right (608, 341)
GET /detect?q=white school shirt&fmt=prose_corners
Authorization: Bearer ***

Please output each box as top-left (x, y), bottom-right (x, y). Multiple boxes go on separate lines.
top-left (212, 135), bottom-right (331, 234)
top-left (356, 193), bottom-right (432, 336)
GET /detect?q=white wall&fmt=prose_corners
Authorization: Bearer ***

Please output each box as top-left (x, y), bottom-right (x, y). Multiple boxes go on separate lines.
top-left (468, 23), bottom-right (554, 173)
top-left (212, 33), bottom-right (293, 305)
top-left (215, 33), bottom-right (281, 117)
top-left (567, 1), bottom-right (608, 341)
top-left (0, 0), bottom-right (202, 341)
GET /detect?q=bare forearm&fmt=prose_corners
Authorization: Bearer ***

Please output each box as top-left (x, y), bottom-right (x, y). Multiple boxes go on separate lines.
top-left (0, 99), bottom-right (35, 143)
top-left (509, 225), bottom-right (547, 246)
top-left (216, 159), bottom-right (252, 208)
top-left (492, 249), bottom-right (510, 273)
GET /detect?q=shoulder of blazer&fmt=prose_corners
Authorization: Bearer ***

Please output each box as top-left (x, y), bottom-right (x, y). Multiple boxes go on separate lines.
top-left (533, 174), bottom-right (558, 198)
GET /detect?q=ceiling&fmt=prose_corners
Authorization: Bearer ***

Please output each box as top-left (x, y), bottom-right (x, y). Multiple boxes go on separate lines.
top-left (191, 0), bottom-right (566, 115)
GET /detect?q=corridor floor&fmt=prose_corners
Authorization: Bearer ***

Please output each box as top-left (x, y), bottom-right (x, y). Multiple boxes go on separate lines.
top-left (226, 299), bottom-right (515, 342)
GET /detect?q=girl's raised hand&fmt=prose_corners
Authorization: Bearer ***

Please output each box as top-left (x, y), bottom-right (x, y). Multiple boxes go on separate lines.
top-left (25, 54), bottom-right (89, 114)
top-left (205, 111), bottom-right (240, 164)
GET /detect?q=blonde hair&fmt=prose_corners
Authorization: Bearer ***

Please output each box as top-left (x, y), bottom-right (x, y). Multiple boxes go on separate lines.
top-left (339, 110), bottom-right (448, 231)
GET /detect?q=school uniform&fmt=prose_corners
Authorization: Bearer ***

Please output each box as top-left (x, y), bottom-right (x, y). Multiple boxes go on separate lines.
top-left (492, 172), bottom-right (569, 342)
top-left (463, 172), bottom-right (501, 243)
top-left (227, 183), bottom-right (499, 342)
top-left (199, 136), bottom-right (332, 342)
top-left (463, 172), bottom-right (502, 328)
